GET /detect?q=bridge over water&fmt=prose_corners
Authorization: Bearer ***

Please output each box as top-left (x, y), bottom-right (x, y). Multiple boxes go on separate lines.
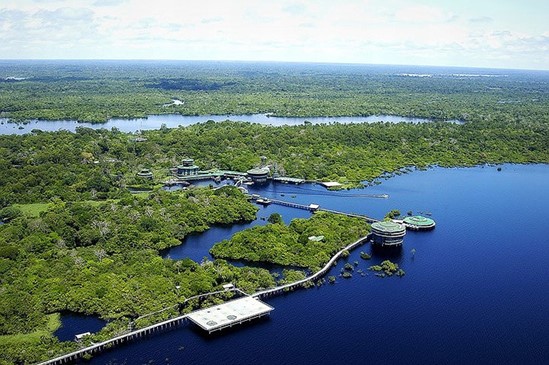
top-left (39, 233), bottom-right (371, 365)
top-left (253, 234), bottom-right (371, 298)
top-left (257, 196), bottom-right (380, 224)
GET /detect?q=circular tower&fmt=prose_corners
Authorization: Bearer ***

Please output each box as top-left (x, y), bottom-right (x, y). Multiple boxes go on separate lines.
top-left (371, 221), bottom-right (406, 246)
top-left (177, 158), bottom-right (200, 177)
top-left (246, 167), bottom-right (270, 185)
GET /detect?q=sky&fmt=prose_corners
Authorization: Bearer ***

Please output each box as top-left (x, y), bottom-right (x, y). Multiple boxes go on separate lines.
top-left (1, 0), bottom-right (548, 70)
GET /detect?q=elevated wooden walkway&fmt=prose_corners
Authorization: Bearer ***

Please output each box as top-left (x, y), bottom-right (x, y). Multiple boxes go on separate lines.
top-left (268, 198), bottom-right (317, 211)
top-left (253, 234), bottom-right (371, 298)
top-left (272, 176), bottom-right (305, 184)
top-left (318, 208), bottom-right (379, 223)
top-left (39, 314), bottom-right (190, 365)
top-left (38, 288), bottom-right (248, 365)
top-left (258, 196), bottom-right (379, 223)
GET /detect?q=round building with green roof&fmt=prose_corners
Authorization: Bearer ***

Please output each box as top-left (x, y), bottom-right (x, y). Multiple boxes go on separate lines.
top-left (403, 216), bottom-right (436, 230)
top-left (247, 167), bottom-right (270, 185)
top-left (371, 221), bottom-right (406, 246)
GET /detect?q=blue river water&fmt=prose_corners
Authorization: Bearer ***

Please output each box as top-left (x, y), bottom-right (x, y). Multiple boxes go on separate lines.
top-left (74, 164), bottom-right (548, 365)
top-left (54, 313), bottom-right (107, 342)
top-left (0, 114), bottom-right (460, 135)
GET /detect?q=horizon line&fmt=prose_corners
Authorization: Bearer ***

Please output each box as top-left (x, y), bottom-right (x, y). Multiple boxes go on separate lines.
top-left (0, 58), bottom-right (547, 72)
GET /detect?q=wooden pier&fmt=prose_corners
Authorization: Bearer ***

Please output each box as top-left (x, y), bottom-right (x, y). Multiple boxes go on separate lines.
top-left (272, 176), bottom-right (305, 184)
top-left (39, 314), bottom-right (190, 365)
top-left (253, 234), bottom-right (371, 298)
top-left (255, 196), bottom-right (379, 223)
top-left (268, 198), bottom-right (319, 211)
top-left (38, 288), bottom-right (248, 365)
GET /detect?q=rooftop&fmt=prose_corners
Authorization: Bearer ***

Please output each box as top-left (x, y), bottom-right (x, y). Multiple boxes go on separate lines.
top-left (371, 220), bottom-right (406, 234)
top-left (187, 296), bottom-right (274, 333)
top-left (319, 181), bottom-right (342, 188)
top-left (403, 215), bottom-right (435, 226)
top-left (247, 167), bottom-right (270, 175)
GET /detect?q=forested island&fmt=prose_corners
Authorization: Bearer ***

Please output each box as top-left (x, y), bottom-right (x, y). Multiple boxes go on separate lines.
top-left (0, 61), bottom-right (548, 364)
top-left (210, 212), bottom-right (370, 270)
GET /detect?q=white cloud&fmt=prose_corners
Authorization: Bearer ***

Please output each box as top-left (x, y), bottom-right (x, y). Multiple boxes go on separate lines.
top-left (0, 0), bottom-right (547, 69)
top-left (469, 16), bottom-right (493, 24)
top-left (93, 0), bottom-right (129, 6)
top-left (393, 4), bottom-right (457, 24)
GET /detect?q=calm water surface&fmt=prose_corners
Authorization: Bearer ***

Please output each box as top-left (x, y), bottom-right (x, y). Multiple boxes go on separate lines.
top-left (0, 114), bottom-right (460, 135)
top-left (54, 313), bottom-right (107, 342)
top-left (85, 164), bottom-right (548, 365)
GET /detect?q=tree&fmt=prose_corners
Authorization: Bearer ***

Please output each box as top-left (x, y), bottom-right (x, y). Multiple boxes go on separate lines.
top-left (0, 206), bottom-right (22, 222)
top-left (267, 213), bottom-right (283, 224)
top-left (385, 209), bottom-right (401, 219)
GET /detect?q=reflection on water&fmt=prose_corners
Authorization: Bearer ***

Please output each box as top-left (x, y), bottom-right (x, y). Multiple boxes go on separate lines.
top-left (0, 114), bottom-right (461, 135)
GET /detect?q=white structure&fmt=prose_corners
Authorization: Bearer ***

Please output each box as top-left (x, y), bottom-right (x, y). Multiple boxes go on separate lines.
top-left (75, 332), bottom-right (91, 341)
top-left (187, 296), bottom-right (273, 333)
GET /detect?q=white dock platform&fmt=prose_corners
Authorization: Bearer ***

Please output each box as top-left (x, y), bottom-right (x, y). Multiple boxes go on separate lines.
top-left (187, 296), bottom-right (273, 333)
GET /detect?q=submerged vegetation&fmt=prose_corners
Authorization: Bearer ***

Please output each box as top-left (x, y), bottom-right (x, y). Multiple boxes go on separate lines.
top-left (0, 61), bottom-right (547, 363)
top-left (369, 260), bottom-right (406, 277)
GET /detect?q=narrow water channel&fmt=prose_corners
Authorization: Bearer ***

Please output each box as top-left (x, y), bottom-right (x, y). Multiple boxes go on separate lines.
top-left (0, 114), bottom-right (461, 135)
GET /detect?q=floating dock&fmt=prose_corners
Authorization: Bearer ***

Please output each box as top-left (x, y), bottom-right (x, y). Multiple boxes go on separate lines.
top-left (187, 296), bottom-right (273, 334)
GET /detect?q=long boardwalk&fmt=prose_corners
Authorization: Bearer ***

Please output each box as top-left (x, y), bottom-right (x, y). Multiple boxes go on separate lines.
top-left (39, 233), bottom-right (371, 365)
top-left (39, 288), bottom-right (248, 365)
top-left (253, 233), bottom-right (371, 298)
top-left (39, 314), bottom-right (190, 365)
top-left (268, 198), bottom-right (314, 210)
top-left (265, 197), bottom-right (379, 223)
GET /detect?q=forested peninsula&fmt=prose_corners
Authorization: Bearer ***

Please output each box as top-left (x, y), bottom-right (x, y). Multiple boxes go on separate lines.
top-left (0, 61), bottom-right (548, 364)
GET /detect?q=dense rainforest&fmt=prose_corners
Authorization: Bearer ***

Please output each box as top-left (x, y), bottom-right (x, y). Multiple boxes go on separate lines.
top-left (1, 60), bottom-right (548, 124)
top-left (210, 212), bottom-right (370, 270)
top-left (0, 118), bottom-right (547, 207)
top-left (0, 61), bottom-right (548, 364)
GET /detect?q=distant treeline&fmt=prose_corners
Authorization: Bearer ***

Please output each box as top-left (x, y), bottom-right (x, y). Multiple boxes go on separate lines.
top-left (0, 61), bottom-right (548, 364)
top-left (0, 61), bottom-right (547, 123)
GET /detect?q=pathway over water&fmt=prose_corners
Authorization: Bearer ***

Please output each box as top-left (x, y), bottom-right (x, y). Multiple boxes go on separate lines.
top-left (46, 164), bottom-right (549, 365)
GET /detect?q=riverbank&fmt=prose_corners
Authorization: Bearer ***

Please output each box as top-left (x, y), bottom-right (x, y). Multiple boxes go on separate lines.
top-left (0, 113), bottom-right (462, 135)
top-left (83, 164), bottom-right (549, 365)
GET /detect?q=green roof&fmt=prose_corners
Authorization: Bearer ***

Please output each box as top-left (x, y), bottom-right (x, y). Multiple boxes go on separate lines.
top-left (247, 168), bottom-right (269, 175)
top-left (403, 216), bottom-right (435, 226)
top-left (371, 221), bottom-right (406, 233)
